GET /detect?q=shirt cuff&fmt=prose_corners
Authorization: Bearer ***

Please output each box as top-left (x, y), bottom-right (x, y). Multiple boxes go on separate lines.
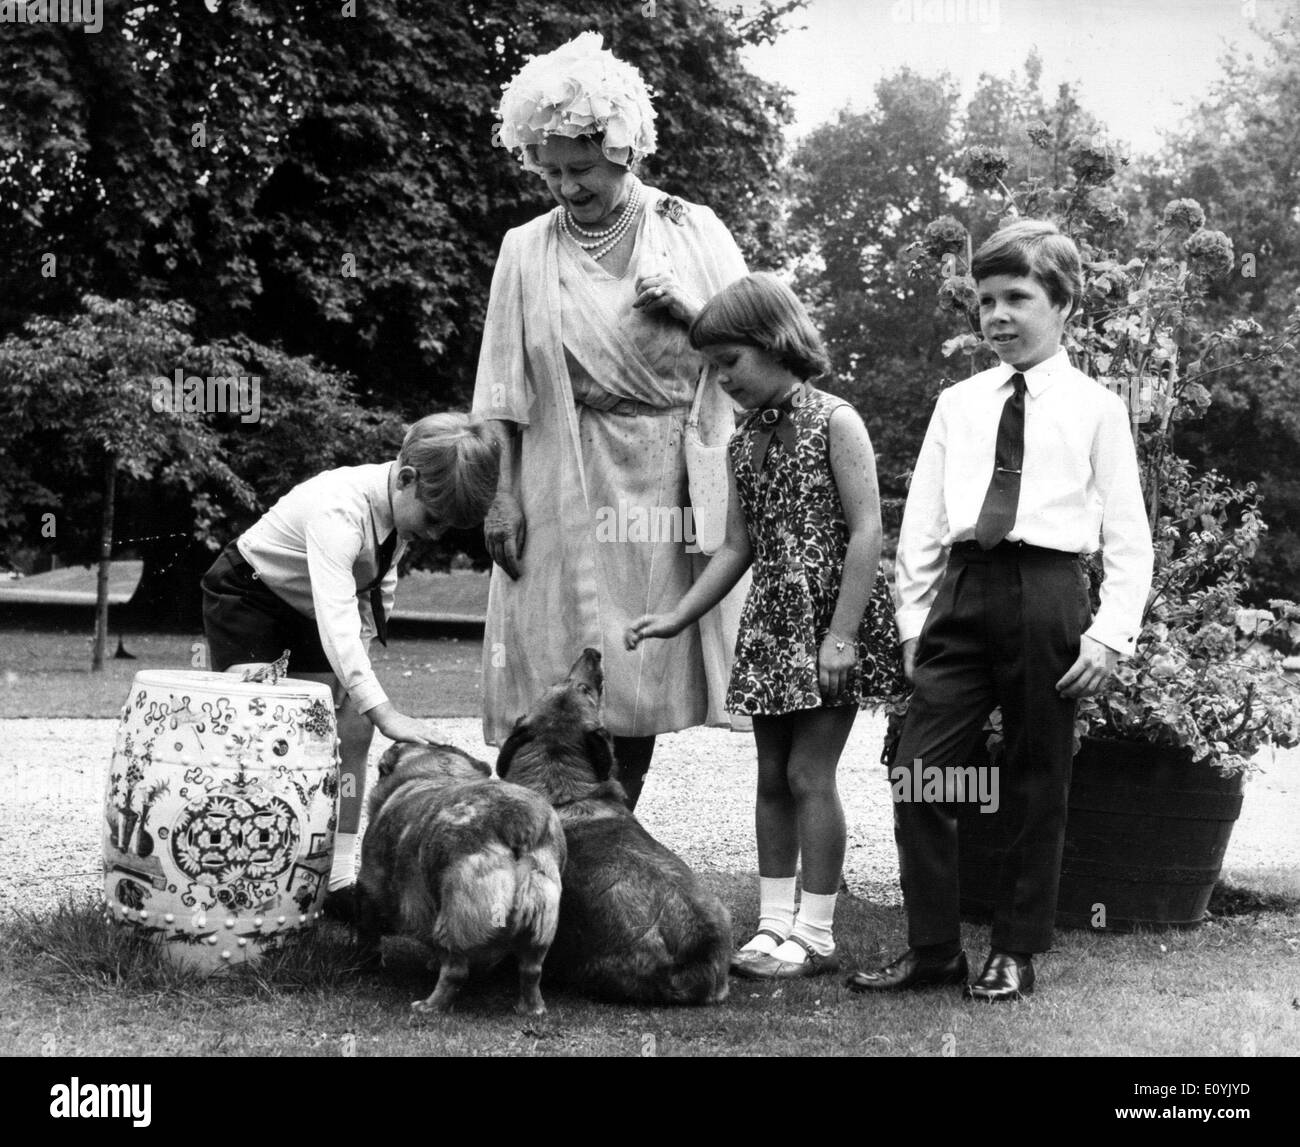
top-left (1083, 619), bottom-right (1137, 658)
top-left (349, 676), bottom-right (388, 715)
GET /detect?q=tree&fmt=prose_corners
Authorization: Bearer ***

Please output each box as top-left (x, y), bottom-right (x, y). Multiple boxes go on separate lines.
top-left (0, 297), bottom-right (253, 664)
top-left (0, 296), bottom-right (401, 632)
top-left (0, 1), bottom-right (800, 604)
top-left (789, 69), bottom-right (962, 524)
top-left (1140, 10), bottom-right (1300, 601)
top-left (0, 0), bottom-right (798, 408)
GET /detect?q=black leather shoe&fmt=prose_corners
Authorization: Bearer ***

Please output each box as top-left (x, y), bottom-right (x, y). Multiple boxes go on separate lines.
top-left (963, 950), bottom-right (1035, 1002)
top-left (322, 885), bottom-right (356, 925)
top-left (844, 947), bottom-right (969, 993)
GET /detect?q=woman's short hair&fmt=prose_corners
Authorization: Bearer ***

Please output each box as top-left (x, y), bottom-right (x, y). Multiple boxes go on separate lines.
top-left (398, 414), bottom-right (501, 529)
top-left (971, 220), bottom-right (1083, 316)
top-left (690, 273), bottom-right (831, 382)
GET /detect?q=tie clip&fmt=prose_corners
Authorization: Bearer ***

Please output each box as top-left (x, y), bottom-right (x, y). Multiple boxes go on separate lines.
top-left (996, 466), bottom-right (1022, 474)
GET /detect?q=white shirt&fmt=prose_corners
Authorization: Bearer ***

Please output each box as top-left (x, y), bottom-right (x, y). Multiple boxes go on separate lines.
top-left (896, 349), bottom-right (1153, 656)
top-left (237, 463), bottom-right (403, 713)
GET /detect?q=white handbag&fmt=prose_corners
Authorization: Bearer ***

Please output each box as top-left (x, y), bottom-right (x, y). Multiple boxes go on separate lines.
top-left (684, 369), bottom-right (734, 556)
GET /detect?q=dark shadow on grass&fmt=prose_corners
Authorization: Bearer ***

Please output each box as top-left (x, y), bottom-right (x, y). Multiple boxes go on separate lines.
top-left (1208, 879), bottom-right (1300, 917)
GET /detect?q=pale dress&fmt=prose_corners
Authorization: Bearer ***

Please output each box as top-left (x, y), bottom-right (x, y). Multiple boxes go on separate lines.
top-left (471, 189), bottom-right (749, 743)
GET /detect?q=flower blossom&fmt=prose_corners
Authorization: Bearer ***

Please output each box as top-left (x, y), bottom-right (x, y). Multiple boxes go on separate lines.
top-left (1185, 229), bottom-right (1235, 279)
top-left (1162, 198), bottom-right (1206, 234)
top-left (960, 145), bottom-right (1010, 192)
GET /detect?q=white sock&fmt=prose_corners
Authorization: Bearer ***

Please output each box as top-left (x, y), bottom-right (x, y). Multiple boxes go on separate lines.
top-left (329, 832), bottom-right (358, 891)
top-left (775, 890), bottom-right (838, 960)
top-left (742, 876), bottom-right (798, 953)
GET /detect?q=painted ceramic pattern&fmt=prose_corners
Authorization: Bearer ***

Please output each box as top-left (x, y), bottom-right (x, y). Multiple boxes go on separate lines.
top-left (103, 670), bottom-right (339, 972)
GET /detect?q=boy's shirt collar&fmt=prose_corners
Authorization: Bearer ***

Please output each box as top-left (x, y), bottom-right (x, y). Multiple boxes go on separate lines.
top-left (368, 462), bottom-right (398, 544)
top-left (993, 346), bottom-right (1070, 398)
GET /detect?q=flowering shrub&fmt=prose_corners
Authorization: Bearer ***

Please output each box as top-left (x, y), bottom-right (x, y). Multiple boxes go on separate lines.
top-left (899, 127), bottom-right (1300, 774)
top-left (1076, 456), bottom-right (1300, 773)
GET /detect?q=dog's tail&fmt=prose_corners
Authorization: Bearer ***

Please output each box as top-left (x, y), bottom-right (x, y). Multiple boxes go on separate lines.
top-left (435, 844), bottom-right (563, 954)
top-left (510, 848), bottom-right (563, 948)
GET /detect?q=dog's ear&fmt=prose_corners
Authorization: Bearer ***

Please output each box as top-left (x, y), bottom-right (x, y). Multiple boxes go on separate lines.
top-left (584, 726), bottom-right (617, 782)
top-left (496, 721), bottom-right (530, 779)
top-left (377, 744), bottom-right (401, 778)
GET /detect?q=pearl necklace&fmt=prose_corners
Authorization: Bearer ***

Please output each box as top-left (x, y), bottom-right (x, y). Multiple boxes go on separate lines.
top-left (558, 181), bottom-right (643, 262)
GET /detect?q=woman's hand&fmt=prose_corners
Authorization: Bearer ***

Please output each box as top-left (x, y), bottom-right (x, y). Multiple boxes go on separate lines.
top-left (632, 270), bottom-right (703, 326)
top-left (367, 704), bottom-right (434, 745)
top-left (624, 611), bottom-right (686, 650)
top-left (484, 491), bottom-right (526, 580)
top-left (818, 631), bottom-right (858, 700)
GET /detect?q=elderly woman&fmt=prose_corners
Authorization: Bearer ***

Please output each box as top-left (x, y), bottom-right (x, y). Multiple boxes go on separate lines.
top-left (473, 33), bottom-right (748, 806)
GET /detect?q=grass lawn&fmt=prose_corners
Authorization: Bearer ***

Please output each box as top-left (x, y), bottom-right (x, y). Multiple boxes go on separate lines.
top-left (4, 879), bottom-right (1298, 1059)
top-left (0, 626), bottom-right (481, 718)
top-left (4, 620), bottom-right (1297, 1065)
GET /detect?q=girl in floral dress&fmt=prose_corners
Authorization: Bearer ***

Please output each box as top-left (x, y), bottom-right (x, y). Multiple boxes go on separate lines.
top-left (626, 273), bottom-right (904, 978)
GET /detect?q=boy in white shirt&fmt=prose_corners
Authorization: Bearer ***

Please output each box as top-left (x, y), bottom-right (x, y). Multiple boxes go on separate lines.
top-left (201, 414), bottom-right (500, 913)
top-left (847, 221), bottom-right (1153, 1001)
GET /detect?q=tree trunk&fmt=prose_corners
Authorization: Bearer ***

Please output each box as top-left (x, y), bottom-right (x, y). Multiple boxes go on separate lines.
top-left (92, 452), bottom-right (117, 671)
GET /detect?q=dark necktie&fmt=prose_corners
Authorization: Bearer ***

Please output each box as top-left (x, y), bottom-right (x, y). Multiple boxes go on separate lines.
top-left (974, 372), bottom-right (1027, 550)
top-left (750, 389), bottom-right (802, 475)
top-left (366, 530), bottom-right (398, 646)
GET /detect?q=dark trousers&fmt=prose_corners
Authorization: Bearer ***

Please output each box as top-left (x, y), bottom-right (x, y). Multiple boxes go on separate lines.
top-left (201, 543), bottom-right (334, 674)
top-left (892, 542), bottom-right (1092, 954)
top-left (612, 735), bottom-right (655, 810)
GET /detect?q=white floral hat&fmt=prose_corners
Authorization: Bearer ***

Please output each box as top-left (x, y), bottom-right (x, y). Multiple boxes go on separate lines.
top-left (493, 31), bottom-right (658, 173)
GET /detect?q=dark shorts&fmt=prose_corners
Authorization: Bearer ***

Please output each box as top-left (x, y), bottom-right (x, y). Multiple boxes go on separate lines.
top-left (201, 543), bottom-right (334, 674)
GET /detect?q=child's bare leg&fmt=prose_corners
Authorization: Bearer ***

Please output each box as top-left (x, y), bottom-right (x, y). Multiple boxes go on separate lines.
top-left (785, 706), bottom-right (855, 893)
top-left (737, 716), bottom-right (799, 959)
top-left (767, 706), bottom-right (856, 963)
top-left (296, 672), bottom-right (373, 892)
top-left (753, 715), bottom-right (797, 875)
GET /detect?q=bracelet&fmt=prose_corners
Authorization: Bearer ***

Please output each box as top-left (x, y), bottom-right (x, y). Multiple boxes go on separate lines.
top-left (826, 630), bottom-right (856, 653)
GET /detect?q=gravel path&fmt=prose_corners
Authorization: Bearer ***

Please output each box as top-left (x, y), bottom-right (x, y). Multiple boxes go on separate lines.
top-left (2, 715), bottom-right (1297, 919)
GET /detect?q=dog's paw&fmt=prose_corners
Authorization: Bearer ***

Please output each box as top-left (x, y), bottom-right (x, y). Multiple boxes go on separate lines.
top-left (411, 998), bottom-right (453, 1016)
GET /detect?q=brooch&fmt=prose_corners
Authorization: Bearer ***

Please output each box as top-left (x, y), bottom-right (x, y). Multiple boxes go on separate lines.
top-left (656, 196), bottom-right (688, 225)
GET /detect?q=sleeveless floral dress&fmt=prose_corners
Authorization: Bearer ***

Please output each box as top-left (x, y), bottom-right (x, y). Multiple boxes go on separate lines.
top-left (725, 387), bottom-right (907, 716)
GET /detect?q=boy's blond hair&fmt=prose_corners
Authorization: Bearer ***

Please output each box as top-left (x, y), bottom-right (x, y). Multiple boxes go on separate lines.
top-left (399, 414), bottom-right (500, 529)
